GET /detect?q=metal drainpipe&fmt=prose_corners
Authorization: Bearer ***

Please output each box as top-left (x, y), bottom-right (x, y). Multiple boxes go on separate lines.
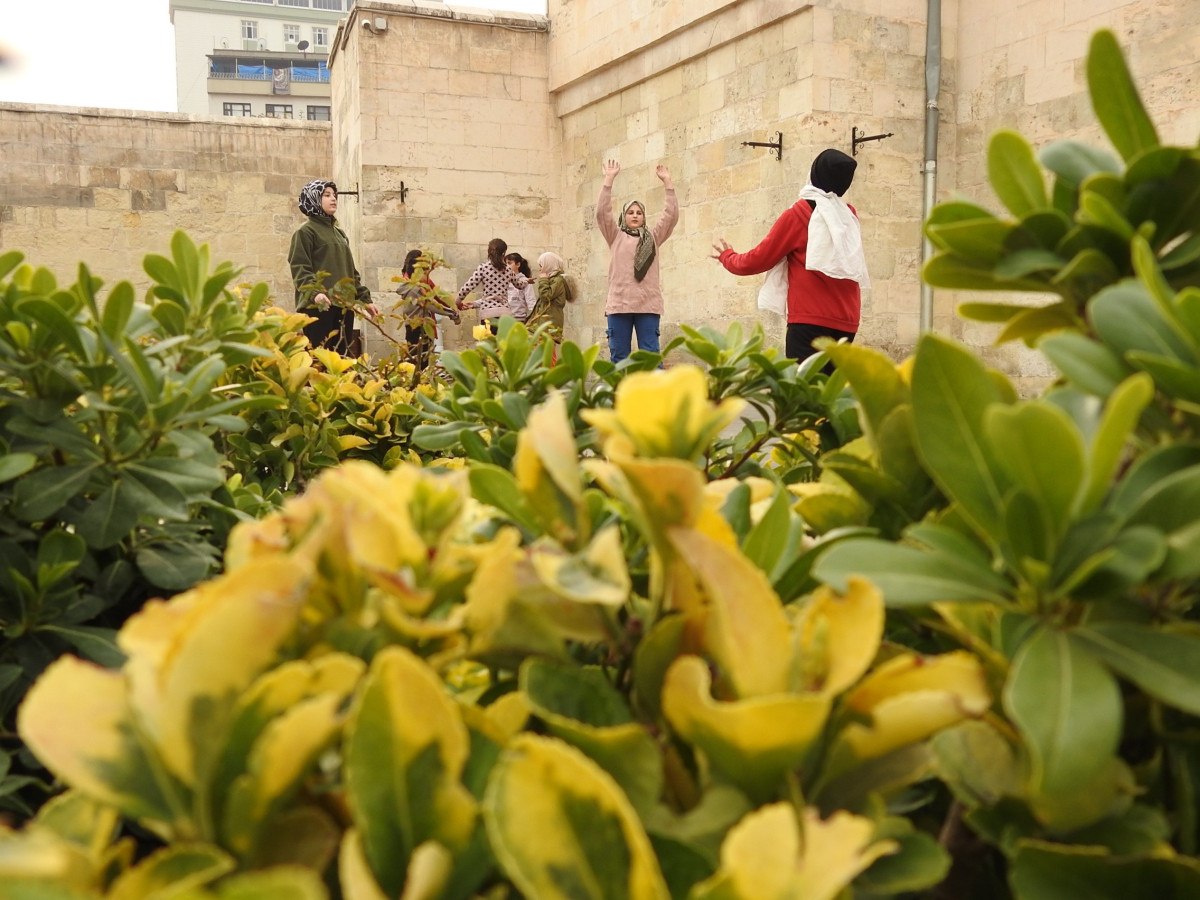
top-left (919, 0), bottom-right (942, 333)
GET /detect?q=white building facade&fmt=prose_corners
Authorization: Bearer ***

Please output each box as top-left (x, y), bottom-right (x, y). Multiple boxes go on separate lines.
top-left (170, 0), bottom-right (349, 118)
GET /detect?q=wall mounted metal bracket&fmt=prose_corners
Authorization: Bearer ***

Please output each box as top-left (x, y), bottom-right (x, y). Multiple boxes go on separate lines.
top-left (852, 127), bottom-right (894, 156)
top-left (338, 182), bottom-right (361, 202)
top-left (741, 131), bottom-right (783, 161)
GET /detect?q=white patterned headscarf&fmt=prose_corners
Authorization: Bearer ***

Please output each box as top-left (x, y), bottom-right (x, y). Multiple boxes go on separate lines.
top-left (298, 179), bottom-right (336, 220)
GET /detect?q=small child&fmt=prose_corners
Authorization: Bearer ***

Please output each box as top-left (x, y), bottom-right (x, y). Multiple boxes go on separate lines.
top-left (527, 252), bottom-right (572, 346)
top-left (504, 252), bottom-right (536, 322)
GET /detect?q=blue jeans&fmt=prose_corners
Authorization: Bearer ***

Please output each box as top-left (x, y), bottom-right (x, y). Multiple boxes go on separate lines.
top-left (607, 313), bottom-right (660, 363)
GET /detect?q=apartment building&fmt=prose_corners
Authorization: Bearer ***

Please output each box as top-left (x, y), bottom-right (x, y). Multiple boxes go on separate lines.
top-left (169, 0), bottom-right (349, 118)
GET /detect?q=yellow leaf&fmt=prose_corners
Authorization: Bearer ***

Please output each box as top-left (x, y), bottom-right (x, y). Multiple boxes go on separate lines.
top-left (400, 841), bottom-right (454, 900)
top-left (484, 734), bottom-right (670, 900)
top-left (794, 577), bottom-right (884, 695)
top-left (338, 829), bottom-right (388, 900)
top-left (669, 528), bottom-right (792, 698)
top-left (516, 391), bottom-right (583, 504)
top-left (18, 656), bottom-right (179, 829)
top-left (692, 804), bottom-right (897, 900)
top-left (835, 651), bottom-right (991, 765)
top-left (662, 657), bottom-right (829, 802)
top-left (583, 366), bottom-right (743, 462)
top-left (120, 557), bottom-right (311, 786)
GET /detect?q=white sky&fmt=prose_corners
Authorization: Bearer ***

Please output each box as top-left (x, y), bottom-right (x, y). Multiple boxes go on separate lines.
top-left (0, 0), bottom-right (548, 113)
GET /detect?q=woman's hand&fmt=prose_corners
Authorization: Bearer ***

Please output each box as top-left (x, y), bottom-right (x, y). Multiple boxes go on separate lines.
top-left (313, 292), bottom-right (331, 311)
top-left (363, 302), bottom-right (381, 320)
top-left (656, 163), bottom-right (674, 189)
top-left (711, 238), bottom-right (732, 259)
top-left (602, 159), bottom-right (621, 186)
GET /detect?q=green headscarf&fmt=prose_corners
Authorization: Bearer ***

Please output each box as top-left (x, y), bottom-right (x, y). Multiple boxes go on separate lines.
top-left (619, 200), bottom-right (656, 282)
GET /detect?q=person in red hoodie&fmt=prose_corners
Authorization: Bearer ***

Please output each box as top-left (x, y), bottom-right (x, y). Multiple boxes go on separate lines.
top-left (711, 148), bottom-right (869, 367)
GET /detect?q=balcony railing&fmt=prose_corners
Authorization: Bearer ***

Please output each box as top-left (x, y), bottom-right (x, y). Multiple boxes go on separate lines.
top-left (209, 63), bottom-right (330, 83)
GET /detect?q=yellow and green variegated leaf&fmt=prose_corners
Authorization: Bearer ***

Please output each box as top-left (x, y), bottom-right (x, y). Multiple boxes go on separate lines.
top-left (794, 577), bottom-right (884, 696)
top-left (311, 462), bottom-right (429, 571)
top-left (830, 651), bottom-right (991, 774)
top-left (691, 804), bottom-right (897, 900)
top-left (668, 528), bottom-right (791, 699)
top-left (614, 456), bottom-right (711, 534)
top-left (583, 366), bottom-right (744, 463)
top-left (516, 390), bottom-right (583, 505)
top-left (338, 830), bottom-right (388, 900)
top-left (463, 528), bottom-right (570, 664)
top-left (32, 790), bottom-right (122, 864)
top-left (344, 647), bottom-right (477, 896)
top-left (484, 734), bottom-right (670, 900)
top-left (662, 657), bottom-right (828, 802)
top-left (249, 806), bottom-right (340, 873)
top-left (399, 841), bottom-right (455, 900)
top-left (108, 844), bottom-right (234, 900)
top-left (212, 655), bottom-right (365, 822)
top-left (201, 865), bottom-right (329, 899)
top-left (220, 690), bottom-right (351, 857)
top-left (521, 659), bottom-right (663, 811)
top-left (530, 526), bottom-right (630, 607)
top-left (18, 657), bottom-right (183, 829)
top-left (0, 827), bottom-right (98, 893)
top-left (119, 557), bottom-right (311, 787)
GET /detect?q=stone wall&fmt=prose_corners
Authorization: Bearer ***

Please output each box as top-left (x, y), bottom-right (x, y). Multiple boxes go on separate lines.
top-left (0, 104), bottom-right (331, 304)
top-left (331, 1), bottom-right (555, 354)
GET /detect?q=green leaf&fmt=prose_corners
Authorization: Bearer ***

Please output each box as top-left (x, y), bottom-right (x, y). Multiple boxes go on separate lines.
top-left (996, 303), bottom-right (1082, 344)
top-left (911, 335), bottom-right (1011, 544)
top-left (12, 464), bottom-right (97, 522)
top-left (1039, 139), bottom-right (1121, 189)
top-left (1086, 30), bottom-right (1158, 163)
top-left (136, 540), bottom-right (216, 590)
top-left (1011, 841), bottom-right (1200, 898)
top-left (984, 401), bottom-right (1084, 541)
top-left (1123, 464), bottom-right (1200, 578)
top-left (0, 452), bottom-right (38, 483)
top-left (1039, 332), bottom-right (1131, 398)
top-left (988, 131), bottom-right (1049, 216)
top-left (73, 480), bottom-right (140, 549)
top-left (1091, 281), bottom-right (1195, 362)
top-left (1074, 623), bottom-right (1200, 716)
top-left (925, 219), bottom-right (1015, 264)
top-left (1078, 373), bottom-right (1154, 514)
top-left (38, 625), bottom-right (124, 667)
top-left (468, 463), bottom-right (540, 534)
top-left (100, 281), bottom-right (136, 340)
top-left (1004, 627), bottom-right (1124, 831)
top-left (814, 537), bottom-right (1012, 607)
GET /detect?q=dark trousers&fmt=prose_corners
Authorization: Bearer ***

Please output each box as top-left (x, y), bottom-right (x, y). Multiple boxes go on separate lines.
top-left (785, 322), bottom-right (855, 373)
top-left (303, 307), bottom-right (360, 356)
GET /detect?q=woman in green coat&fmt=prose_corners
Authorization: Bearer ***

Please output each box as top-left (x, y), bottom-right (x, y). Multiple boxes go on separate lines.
top-left (288, 179), bottom-right (379, 354)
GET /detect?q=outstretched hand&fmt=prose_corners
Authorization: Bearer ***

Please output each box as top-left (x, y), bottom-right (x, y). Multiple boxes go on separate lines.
top-left (602, 159), bottom-right (621, 185)
top-left (711, 238), bottom-right (732, 259)
top-left (656, 163), bottom-right (674, 188)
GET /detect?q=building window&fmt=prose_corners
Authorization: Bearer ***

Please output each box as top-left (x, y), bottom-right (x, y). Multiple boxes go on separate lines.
top-left (312, 27), bottom-right (328, 48)
top-left (242, 0), bottom-right (272, 4)
top-left (312, 0), bottom-right (342, 9)
top-left (241, 21), bottom-right (258, 40)
top-left (266, 104), bottom-right (294, 118)
top-left (279, 0), bottom-right (310, 6)
top-left (223, 102), bottom-right (252, 117)
top-left (307, 105), bottom-right (331, 121)
top-left (283, 24), bottom-right (301, 45)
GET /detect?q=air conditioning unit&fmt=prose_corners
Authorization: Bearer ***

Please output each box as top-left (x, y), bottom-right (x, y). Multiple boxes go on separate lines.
top-left (242, 38), bottom-right (260, 50)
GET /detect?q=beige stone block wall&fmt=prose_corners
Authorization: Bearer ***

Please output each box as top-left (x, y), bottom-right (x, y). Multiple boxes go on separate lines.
top-left (0, 104), bottom-right (332, 306)
top-left (333, 2), bottom-right (556, 356)
top-left (548, 0), bottom-right (935, 359)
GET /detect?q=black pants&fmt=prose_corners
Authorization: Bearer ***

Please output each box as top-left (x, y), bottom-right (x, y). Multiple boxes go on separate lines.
top-left (303, 307), bottom-right (359, 355)
top-left (786, 322), bottom-right (855, 373)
